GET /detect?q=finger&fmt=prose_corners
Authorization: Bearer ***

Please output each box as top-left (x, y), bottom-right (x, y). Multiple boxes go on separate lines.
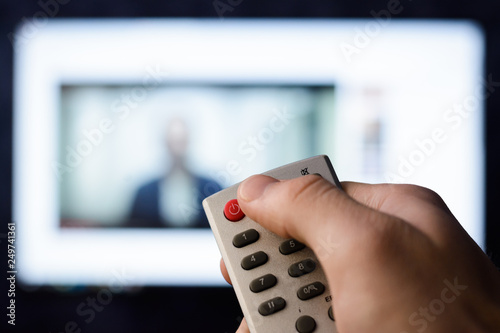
top-left (340, 181), bottom-right (458, 242)
top-left (235, 318), bottom-right (249, 333)
top-left (220, 258), bottom-right (232, 285)
top-left (340, 181), bottom-right (452, 217)
top-left (236, 174), bottom-right (389, 256)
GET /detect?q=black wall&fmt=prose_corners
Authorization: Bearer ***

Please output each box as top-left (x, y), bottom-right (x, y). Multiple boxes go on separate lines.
top-left (1, 1), bottom-right (500, 332)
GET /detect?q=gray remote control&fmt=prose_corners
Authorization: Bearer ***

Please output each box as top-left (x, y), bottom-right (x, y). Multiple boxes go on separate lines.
top-left (203, 155), bottom-right (341, 333)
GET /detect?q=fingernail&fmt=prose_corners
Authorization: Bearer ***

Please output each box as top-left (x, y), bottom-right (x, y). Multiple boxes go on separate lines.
top-left (238, 175), bottom-right (278, 202)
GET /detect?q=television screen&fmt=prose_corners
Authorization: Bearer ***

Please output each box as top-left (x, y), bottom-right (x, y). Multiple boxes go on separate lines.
top-left (13, 19), bottom-right (484, 286)
top-left (58, 84), bottom-right (334, 229)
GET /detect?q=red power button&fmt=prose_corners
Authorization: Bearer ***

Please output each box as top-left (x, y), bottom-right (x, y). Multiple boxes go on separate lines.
top-left (224, 199), bottom-right (245, 222)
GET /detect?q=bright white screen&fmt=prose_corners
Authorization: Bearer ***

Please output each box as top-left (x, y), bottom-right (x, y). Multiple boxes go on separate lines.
top-left (14, 19), bottom-right (484, 286)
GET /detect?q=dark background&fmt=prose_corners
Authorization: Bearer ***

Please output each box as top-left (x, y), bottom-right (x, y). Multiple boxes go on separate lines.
top-left (1, 0), bottom-right (500, 332)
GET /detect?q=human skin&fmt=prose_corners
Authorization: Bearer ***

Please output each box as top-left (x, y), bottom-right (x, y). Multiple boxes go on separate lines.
top-left (220, 175), bottom-right (500, 333)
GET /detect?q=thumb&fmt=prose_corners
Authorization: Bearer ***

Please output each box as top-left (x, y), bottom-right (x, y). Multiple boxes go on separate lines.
top-left (236, 174), bottom-right (386, 258)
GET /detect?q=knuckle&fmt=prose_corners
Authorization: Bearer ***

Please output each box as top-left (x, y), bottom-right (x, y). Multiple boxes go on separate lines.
top-left (285, 174), bottom-right (338, 204)
top-left (391, 184), bottom-right (444, 204)
top-left (271, 175), bottom-right (340, 239)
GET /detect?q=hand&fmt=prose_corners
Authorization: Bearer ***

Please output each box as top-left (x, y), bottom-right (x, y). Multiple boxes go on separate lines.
top-left (221, 175), bottom-right (500, 333)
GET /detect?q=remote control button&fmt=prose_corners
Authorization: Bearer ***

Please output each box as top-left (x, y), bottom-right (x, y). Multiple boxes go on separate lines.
top-left (328, 306), bottom-right (335, 321)
top-left (241, 251), bottom-right (268, 270)
top-left (250, 274), bottom-right (277, 293)
top-left (224, 199), bottom-right (245, 222)
top-left (288, 259), bottom-right (316, 277)
top-left (258, 297), bottom-right (286, 316)
top-left (295, 315), bottom-right (316, 333)
top-left (279, 239), bottom-right (306, 255)
top-left (297, 282), bottom-right (325, 300)
top-left (232, 229), bottom-right (259, 248)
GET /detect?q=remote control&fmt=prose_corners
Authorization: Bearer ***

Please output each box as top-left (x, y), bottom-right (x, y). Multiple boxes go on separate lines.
top-left (203, 155), bottom-right (341, 333)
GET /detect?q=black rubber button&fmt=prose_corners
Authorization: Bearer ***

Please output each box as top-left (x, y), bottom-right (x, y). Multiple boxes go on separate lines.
top-left (258, 297), bottom-right (286, 316)
top-left (288, 259), bottom-right (316, 277)
top-left (328, 306), bottom-right (335, 321)
top-left (241, 251), bottom-right (268, 270)
top-left (296, 315), bottom-right (316, 333)
top-left (297, 281), bottom-right (325, 300)
top-left (279, 239), bottom-right (305, 255)
top-left (232, 229), bottom-right (259, 248)
top-left (250, 274), bottom-right (277, 293)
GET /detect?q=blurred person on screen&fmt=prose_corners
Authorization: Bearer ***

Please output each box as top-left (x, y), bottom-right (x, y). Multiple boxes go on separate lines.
top-left (126, 117), bottom-right (221, 228)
